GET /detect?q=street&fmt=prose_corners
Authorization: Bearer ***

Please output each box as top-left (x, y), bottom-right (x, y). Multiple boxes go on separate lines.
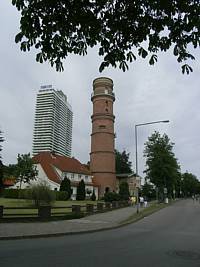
top-left (1, 199), bottom-right (200, 267)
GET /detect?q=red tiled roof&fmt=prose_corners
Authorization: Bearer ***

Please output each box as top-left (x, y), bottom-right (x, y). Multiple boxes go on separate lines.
top-left (33, 152), bottom-right (91, 185)
top-left (3, 179), bottom-right (15, 186)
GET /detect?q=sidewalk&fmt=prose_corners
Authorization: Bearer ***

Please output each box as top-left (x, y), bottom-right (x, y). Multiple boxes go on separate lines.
top-left (0, 205), bottom-right (139, 240)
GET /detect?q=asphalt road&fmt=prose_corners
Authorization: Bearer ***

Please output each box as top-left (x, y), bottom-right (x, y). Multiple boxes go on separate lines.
top-left (1, 199), bottom-right (200, 267)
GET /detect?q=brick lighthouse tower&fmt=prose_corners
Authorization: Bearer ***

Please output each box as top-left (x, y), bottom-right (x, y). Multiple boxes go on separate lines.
top-left (90, 77), bottom-right (116, 197)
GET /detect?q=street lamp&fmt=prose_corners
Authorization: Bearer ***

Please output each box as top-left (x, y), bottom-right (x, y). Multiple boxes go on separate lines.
top-left (135, 120), bottom-right (169, 213)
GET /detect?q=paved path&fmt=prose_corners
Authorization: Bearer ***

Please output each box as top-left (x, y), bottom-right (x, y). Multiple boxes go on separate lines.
top-left (0, 205), bottom-right (139, 239)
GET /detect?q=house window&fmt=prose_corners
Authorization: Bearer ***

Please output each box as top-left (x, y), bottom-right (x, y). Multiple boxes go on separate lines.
top-left (71, 173), bottom-right (74, 179)
top-left (78, 174), bottom-right (82, 180)
top-left (85, 176), bottom-right (88, 181)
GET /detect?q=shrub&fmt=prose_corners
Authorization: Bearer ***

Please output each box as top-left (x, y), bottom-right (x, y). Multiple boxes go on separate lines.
top-left (3, 189), bottom-right (30, 199)
top-left (54, 191), bottom-right (69, 201)
top-left (60, 177), bottom-right (72, 200)
top-left (90, 190), bottom-right (96, 201)
top-left (76, 179), bottom-right (86, 200)
top-left (27, 182), bottom-right (55, 207)
top-left (119, 181), bottom-right (130, 200)
top-left (104, 192), bottom-right (120, 202)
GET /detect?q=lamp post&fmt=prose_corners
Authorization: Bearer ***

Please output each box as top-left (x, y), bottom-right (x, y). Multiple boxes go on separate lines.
top-left (135, 120), bottom-right (169, 213)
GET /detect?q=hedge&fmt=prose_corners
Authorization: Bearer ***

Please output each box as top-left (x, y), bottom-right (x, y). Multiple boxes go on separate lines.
top-left (2, 189), bottom-right (30, 199)
top-left (2, 189), bottom-right (70, 201)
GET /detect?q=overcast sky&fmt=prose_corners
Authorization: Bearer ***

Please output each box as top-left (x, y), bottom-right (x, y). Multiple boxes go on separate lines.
top-left (0, 1), bottom-right (200, 179)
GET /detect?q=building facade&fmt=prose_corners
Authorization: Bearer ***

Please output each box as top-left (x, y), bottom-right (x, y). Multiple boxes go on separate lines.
top-left (116, 173), bottom-right (141, 196)
top-left (32, 85), bottom-right (73, 157)
top-left (12, 152), bottom-right (98, 200)
top-left (90, 77), bottom-right (116, 197)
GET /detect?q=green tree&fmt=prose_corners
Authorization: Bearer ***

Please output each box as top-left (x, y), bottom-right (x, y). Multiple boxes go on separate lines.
top-left (76, 179), bottom-right (86, 200)
top-left (3, 164), bottom-right (17, 178)
top-left (0, 131), bottom-right (4, 190)
top-left (115, 149), bottom-right (132, 174)
top-left (119, 181), bottom-right (130, 200)
top-left (12, 1), bottom-right (199, 74)
top-left (181, 172), bottom-right (200, 196)
top-left (0, 131), bottom-right (3, 158)
top-left (144, 131), bottom-right (180, 198)
top-left (60, 176), bottom-right (72, 200)
top-left (142, 182), bottom-right (156, 201)
top-left (15, 153), bottom-right (38, 189)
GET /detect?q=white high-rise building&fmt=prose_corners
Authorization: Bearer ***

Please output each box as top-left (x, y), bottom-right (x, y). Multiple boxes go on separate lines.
top-left (32, 85), bottom-right (73, 157)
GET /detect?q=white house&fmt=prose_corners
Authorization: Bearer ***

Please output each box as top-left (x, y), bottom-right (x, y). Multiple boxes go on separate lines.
top-left (13, 152), bottom-right (98, 200)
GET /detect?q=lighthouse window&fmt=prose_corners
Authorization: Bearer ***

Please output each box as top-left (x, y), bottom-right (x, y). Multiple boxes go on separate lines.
top-left (105, 108), bottom-right (108, 112)
top-left (99, 125), bottom-right (106, 129)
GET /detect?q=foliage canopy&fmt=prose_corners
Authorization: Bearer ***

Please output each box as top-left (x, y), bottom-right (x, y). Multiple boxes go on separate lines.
top-left (15, 153), bottom-right (38, 188)
top-left (60, 176), bottom-right (72, 200)
top-left (0, 131), bottom-right (4, 159)
top-left (76, 179), bottom-right (86, 200)
top-left (142, 182), bottom-right (156, 200)
top-left (181, 172), bottom-right (200, 196)
top-left (144, 131), bottom-right (180, 196)
top-left (0, 131), bottom-right (4, 190)
top-left (115, 149), bottom-right (132, 174)
top-left (12, 0), bottom-right (199, 73)
top-left (119, 181), bottom-right (130, 200)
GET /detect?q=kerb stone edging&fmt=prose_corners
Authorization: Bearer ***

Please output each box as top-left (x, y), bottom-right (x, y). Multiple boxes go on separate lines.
top-left (0, 200), bottom-right (178, 241)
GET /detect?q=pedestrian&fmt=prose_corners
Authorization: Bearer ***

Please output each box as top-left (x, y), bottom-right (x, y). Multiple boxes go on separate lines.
top-left (131, 196), bottom-right (136, 206)
top-left (192, 195), bottom-right (195, 202)
top-left (139, 196), bottom-right (144, 207)
top-left (144, 196), bottom-right (148, 208)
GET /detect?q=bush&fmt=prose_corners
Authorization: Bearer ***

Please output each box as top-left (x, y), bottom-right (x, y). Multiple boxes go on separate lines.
top-left (119, 181), bottom-right (130, 200)
top-left (90, 190), bottom-right (96, 201)
top-left (60, 177), bottom-right (72, 200)
top-left (3, 189), bottom-right (30, 199)
top-left (76, 179), bottom-right (86, 200)
top-left (104, 192), bottom-right (120, 202)
top-left (54, 191), bottom-right (69, 201)
top-left (27, 182), bottom-right (55, 207)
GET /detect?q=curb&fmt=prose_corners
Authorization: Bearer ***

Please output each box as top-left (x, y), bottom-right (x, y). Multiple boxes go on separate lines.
top-left (0, 201), bottom-right (178, 241)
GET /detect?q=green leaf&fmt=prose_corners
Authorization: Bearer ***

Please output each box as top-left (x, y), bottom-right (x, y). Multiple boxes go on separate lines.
top-left (15, 33), bottom-right (23, 43)
top-left (99, 61), bottom-right (109, 72)
top-left (149, 54), bottom-right (158, 65)
top-left (181, 64), bottom-right (193, 74)
top-left (138, 47), bottom-right (148, 58)
top-left (127, 51), bottom-right (136, 62)
top-left (99, 47), bottom-right (104, 56)
top-left (36, 53), bottom-right (43, 63)
top-left (119, 61), bottom-right (129, 72)
top-left (12, 0), bottom-right (17, 6)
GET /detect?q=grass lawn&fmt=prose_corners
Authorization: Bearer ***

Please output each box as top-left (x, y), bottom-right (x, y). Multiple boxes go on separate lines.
top-left (0, 198), bottom-right (100, 207)
top-left (0, 198), bottom-right (33, 207)
top-left (121, 200), bottom-right (176, 225)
